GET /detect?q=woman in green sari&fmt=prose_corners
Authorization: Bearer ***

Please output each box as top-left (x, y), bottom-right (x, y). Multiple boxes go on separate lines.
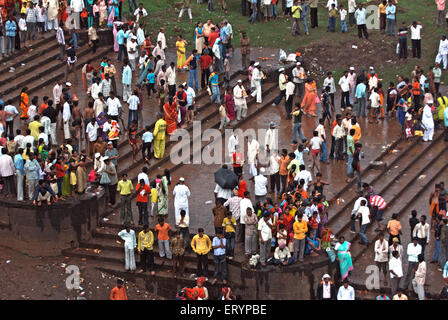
top-left (334, 236), bottom-right (353, 280)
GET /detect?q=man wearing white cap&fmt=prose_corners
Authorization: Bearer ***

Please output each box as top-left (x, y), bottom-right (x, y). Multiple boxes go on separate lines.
top-left (246, 135), bottom-right (259, 177)
top-left (265, 122), bottom-right (278, 153)
top-left (250, 62), bottom-right (262, 103)
top-left (272, 68), bottom-right (288, 106)
top-left (173, 177), bottom-right (191, 222)
top-left (254, 167), bottom-right (268, 204)
top-left (292, 62), bottom-right (306, 99)
top-left (127, 36), bottom-right (138, 72)
top-left (316, 274), bottom-right (337, 300)
top-left (233, 80), bottom-right (248, 121)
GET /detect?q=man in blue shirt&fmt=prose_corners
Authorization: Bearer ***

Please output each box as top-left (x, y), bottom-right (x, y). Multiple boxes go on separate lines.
top-left (209, 70), bottom-right (220, 104)
top-left (355, 79), bottom-right (367, 118)
top-left (354, 3), bottom-right (368, 39)
top-left (116, 25), bottom-right (129, 62)
top-left (211, 231), bottom-right (227, 285)
top-left (188, 49), bottom-right (199, 91)
top-left (385, 0), bottom-right (396, 36)
top-left (14, 148), bottom-right (25, 201)
top-left (141, 125), bottom-right (154, 161)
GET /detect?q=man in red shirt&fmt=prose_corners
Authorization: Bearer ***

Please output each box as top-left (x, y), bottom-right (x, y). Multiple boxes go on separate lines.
top-left (200, 50), bottom-right (213, 89)
top-left (208, 27), bottom-right (220, 48)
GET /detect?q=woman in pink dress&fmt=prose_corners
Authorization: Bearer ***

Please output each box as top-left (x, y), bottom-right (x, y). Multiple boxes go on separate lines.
top-left (112, 19), bottom-right (123, 52)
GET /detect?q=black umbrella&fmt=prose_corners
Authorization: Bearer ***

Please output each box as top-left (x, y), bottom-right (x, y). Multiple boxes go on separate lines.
top-left (214, 168), bottom-right (238, 189)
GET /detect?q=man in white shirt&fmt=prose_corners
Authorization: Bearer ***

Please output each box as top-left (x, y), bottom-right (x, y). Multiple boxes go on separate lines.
top-left (403, 237), bottom-right (422, 289)
top-left (337, 280), bottom-right (355, 300)
top-left (292, 62), bottom-right (306, 98)
top-left (214, 183), bottom-right (232, 203)
top-left (257, 212), bottom-right (273, 266)
top-left (173, 177), bottom-right (191, 222)
top-left (53, 80), bottom-right (63, 105)
top-left (436, 34), bottom-right (448, 70)
top-left (157, 27), bottom-right (167, 50)
top-left (233, 80), bottom-right (248, 121)
top-left (264, 122), bottom-right (278, 153)
top-left (227, 132), bottom-right (239, 160)
top-left (412, 215), bottom-right (430, 258)
top-left (268, 150), bottom-right (280, 194)
top-left (85, 118), bottom-right (99, 156)
top-left (90, 78), bottom-right (103, 100)
top-left (70, 0), bottom-right (84, 30)
top-left (410, 21), bottom-right (423, 59)
top-left (375, 232), bottom-right (389, 285)
top-left (347, 67), bottom-right (357, 104)
top-left (369, 88), bottom-right (381, 123)
top-left (285, 79), bottom-right (296, 119)
top-left (247, 135), bottom-right (259, 177)
top-left (323, 71), bottom-right (336, 107)
top-left (152, 40), bottom-right (166, 62)
top-left (127, 36), bottom-right (138, 71)
top-left (37, 127), bottom-right (49, 146)
top-left (4, 101), bottom-right (19, 136)
top-left (338, 70), bottom-right (351, 111)
top-left (358, 199), bottom-right (370, 245)
top-left (22, 129), bottom-right (35, 149)
top-left (239, 190), bottom-right (254, 243)
top-left (254, 167), bottom-right (268, 204)
top-left (127, 90), bottom-right (140, 127)
top-left (106, 92), bottom-right (122, 120)
top-left (133, 4), bottom-right (148, 19)
top-left (388, 250), bottom-right (403, 296)
top-left (137, 166), bottom-right (150, 186)
top-left (315, 118), bottom-right (328, 162)
top-left (94, 94), bottom-right (107, 117)
top-left (295, 164), bottom-right (312, 191)
top-left (250, 62), bottom-right (262, 103)
top-left (166, 62), bottom-right (176, 98)
top-left (351, 191), bottom-right (367, 231)
top-left (62, 95), bottom-right (71, 141)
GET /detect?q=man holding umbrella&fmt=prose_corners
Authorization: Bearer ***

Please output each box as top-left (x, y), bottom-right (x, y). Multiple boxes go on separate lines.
top-left (214, 165), bottom-right (234, 203)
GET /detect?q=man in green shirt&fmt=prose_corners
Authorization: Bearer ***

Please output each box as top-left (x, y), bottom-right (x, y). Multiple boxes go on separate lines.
top-left (117, 173), bottom-right (134, 224)
top-left (346, 128), bottom-right (355, 182)
top-left (291, 0), bottom-right (302, 36)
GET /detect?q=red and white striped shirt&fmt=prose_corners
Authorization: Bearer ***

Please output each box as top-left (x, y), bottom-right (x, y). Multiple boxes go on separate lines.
top-left (370, 195), bottom-right (386, 210)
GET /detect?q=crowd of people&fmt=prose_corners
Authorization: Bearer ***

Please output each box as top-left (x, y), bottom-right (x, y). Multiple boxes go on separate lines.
top-left (0, 0), bottom-right (448, 301)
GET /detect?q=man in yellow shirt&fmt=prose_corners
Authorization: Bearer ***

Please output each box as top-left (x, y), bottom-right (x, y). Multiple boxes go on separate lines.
top-left (153, 112), bottom-right (167, 159)
top-left (293, 212), bottom-right (308, 262)
top-left (291, 0), bottom-right (302, 36)
top-left (137, 224), bottom-right (155, 275)
top-left (28, 115), bottom-right (42, 141)
top-left (191, 228), bottom-right (211, 278)
top-left (222, 211), bottom-right (236, 259)
top-left (117, 173), bottom-right (134, 224)
top-left (378, 0), bottom-right (387, 34)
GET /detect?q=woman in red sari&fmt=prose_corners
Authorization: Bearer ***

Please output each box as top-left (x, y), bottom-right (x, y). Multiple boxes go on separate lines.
top-left (301, 79), bottom-right (317, 117)
top-left (163, 99), bottom-right (178, 136)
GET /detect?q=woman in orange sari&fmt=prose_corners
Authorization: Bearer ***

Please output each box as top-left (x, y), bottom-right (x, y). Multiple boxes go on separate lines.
top-left (301, 79), bottom-right (317, 116)
top-left (19, 87), bottom-right (29, 124)
top-left (163, 99), bottom-right (178, 135)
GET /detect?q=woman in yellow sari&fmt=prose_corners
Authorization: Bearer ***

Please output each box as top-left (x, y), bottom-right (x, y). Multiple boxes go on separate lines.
top-left (176, 35), bottom-right (187, 70)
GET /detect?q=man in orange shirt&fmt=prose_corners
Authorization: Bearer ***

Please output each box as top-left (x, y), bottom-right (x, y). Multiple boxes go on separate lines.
top-left (155, 216), bottom-right (173, 259)
top-left (293, 212), bottom-right (308, 262)
top-left (110, 279), bottom-right (128, 300)
top-left (278, 149), bottom-right (291, 195)
top-left (39, 96), bottom-right (49, 114)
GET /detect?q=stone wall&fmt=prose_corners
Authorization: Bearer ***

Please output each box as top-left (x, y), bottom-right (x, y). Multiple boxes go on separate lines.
top-left (0, 192), bottom-right (106, 256)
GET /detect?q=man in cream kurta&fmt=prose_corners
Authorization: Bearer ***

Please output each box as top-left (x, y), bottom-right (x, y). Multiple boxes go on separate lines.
top-left (46, 0), bottom-right (59, 30)
top-left (247, 136), bottom-right (259, 177)
top-left (233, 80), bottom-right (248, 121)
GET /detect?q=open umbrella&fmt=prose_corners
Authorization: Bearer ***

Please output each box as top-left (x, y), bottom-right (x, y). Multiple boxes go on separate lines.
top-left (214, 168), bottom-right (238, 189)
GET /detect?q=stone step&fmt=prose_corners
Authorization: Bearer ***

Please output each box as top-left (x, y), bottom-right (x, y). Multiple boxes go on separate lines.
top-left (2, 46), bottom-right (112, 105)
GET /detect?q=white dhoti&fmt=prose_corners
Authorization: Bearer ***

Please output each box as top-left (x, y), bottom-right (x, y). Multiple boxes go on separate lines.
top-left (251, 81), bottom-right (262, 103)
top-left (436, 53), bottom-right (448, 69)
top-left (249, 162), bottom-right (257, 177)
top-left (124, 247), bottom-right (136, 270)
top-left (63, 120), bottom-right (71, 140)
top-left (423, 126), bottom-right (434, 141)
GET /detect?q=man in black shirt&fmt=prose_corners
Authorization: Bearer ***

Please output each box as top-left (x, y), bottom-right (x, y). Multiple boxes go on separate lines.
top-left (42, 99), bottom-right (58, 145)
top-left (398, 22), bottom-right (408, 59)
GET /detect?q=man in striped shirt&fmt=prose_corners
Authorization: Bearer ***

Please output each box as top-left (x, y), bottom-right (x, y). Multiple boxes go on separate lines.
top-left (127, 90), bottom-right (140, 127)
top-left (398, 22), bottom-right (408, 60)
top-left (370, 194), bottom-right (386, 232)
